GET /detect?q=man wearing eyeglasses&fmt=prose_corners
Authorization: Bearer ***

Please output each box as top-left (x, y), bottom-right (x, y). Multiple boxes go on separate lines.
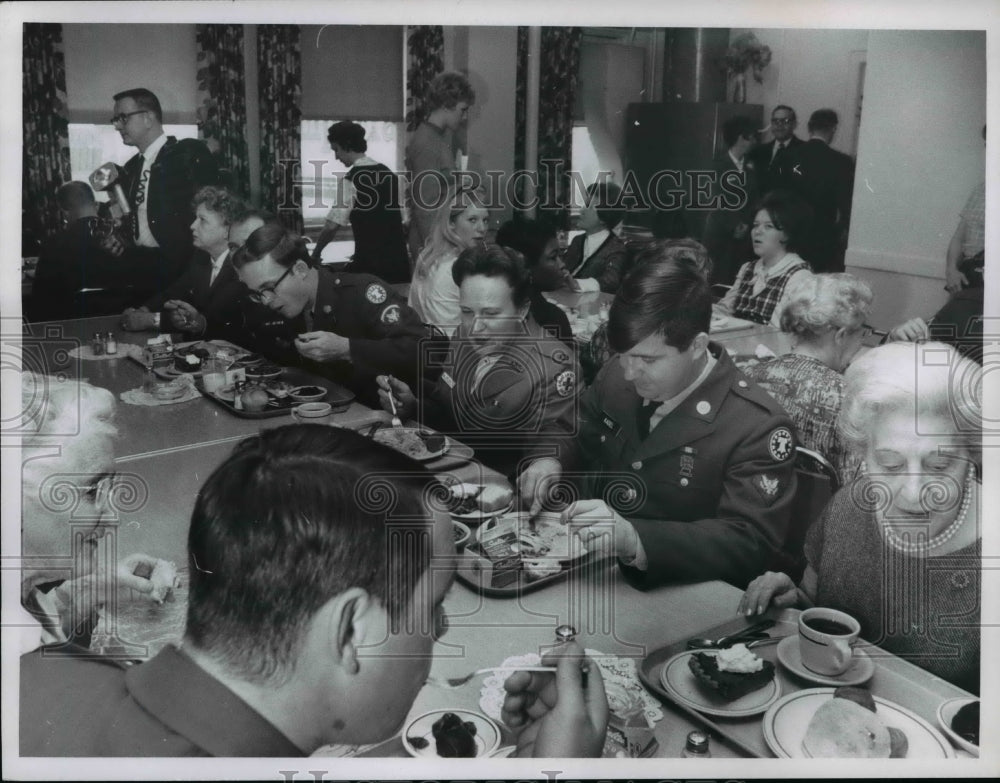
top-left (111, 88), bottom-right (220, 291)
top-left (746, 105), bottom-right (803, 195)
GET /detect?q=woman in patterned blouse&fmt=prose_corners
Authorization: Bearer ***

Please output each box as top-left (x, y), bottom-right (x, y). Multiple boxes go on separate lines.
top-left (744, 272), bottom-right (873, 483)
top-left (716, 190), bottom-right (813, 326)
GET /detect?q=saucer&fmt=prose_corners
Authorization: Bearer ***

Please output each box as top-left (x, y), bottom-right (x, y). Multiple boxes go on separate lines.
top-left (776, 635), bottom-right (874, 686)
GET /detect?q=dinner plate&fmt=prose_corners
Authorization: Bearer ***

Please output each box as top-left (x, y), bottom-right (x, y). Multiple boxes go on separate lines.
top-left (658, 649), bottom-right (781, 717)
top-left (762, 688), bottom-right (954, 758)
top-left (401, 709), bottom-right (501, 759)
top-left (776, 635), bottom-right (875, 686)
top-left (451, 500), bottom-right (514, 522)
top-left (936, 697), bottom-right (979, 756)
top-left (373, 427), bottom-right (449, 462)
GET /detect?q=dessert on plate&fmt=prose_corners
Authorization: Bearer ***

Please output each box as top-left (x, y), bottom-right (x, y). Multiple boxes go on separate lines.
top-left (688, 642), bottom-right (775, 700)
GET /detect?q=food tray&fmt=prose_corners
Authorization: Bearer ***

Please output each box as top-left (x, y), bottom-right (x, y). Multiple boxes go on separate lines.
top-left (346, 418), bottom-right (475, 470)
top-left (637, 610), bottom-right (976, 758)
top-left (454, 543), bottom-right (614, 597)
top-left (127, 338), bottom-right (250, 377)
top-left (200, 370), bottom-right (355, 419)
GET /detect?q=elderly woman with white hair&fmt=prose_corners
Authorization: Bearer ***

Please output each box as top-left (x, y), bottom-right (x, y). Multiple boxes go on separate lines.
top-left (739, 342), bottom-right (982, 693)
top-left (744, 272), bottom-right (873, 483)
top-left (20, 373), bottom-right (174, 652)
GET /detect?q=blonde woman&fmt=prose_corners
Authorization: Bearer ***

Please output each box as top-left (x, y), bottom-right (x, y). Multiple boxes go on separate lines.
top-left (408, 185), bottom-right (488, 337)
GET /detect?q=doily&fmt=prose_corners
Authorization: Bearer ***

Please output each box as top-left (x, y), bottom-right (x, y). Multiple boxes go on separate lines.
top-left (69, 343), bottom-right (144, 362)
top-left (119, 375), bottom-right (201, 406)
top-left (479, 649), bottom-right (663, 757)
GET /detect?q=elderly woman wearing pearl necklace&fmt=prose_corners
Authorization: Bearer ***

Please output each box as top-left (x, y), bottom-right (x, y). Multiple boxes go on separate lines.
top-left (739, 342), bottom-right (982, 694)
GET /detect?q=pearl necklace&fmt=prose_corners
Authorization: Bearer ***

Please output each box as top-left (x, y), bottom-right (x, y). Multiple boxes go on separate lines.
top-left (882, 464), bottom-right (976, 555)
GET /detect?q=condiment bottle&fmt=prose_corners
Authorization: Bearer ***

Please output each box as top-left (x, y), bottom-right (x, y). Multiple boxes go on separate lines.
top-left (105, 331), bottom-right (118, 355)
top-left (682, 730), bottom-right (711, 758)
top-left (554, 624), bottom-right (577, 645)
top-left (91, 332), bottom-right (104, 356)
top-left (233, 380), bottom-right (245, 411)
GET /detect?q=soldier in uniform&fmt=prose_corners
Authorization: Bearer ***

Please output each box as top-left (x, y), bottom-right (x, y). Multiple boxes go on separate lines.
top-left (232, 223), bottom-right (432, 406)
top-left (521, 255), bottom-right (797, 589)
top-left (378, 245), bottom-right (579, 479)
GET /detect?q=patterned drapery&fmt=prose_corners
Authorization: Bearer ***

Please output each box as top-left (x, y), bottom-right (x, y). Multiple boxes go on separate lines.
top-left (257, 25), bottom-right (303, 234)
top-left (405, 26), bottom-right (444, 132)
top-left (514, 27), bottom-right (581, 225)
top-left (196, 24), bottom-right (250, 198)
top-left (22, 23), bottom-right (72, 256)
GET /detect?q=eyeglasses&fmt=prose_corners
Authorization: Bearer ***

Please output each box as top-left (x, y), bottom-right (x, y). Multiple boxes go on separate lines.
top-left (110, 109), bottom-right (148, 126)
top-left (84, 473), bottom-right (118, 512)
top-left (246, 266), bottom-right (294, 303)
top-left (771, 117), bottom-right (794, 126)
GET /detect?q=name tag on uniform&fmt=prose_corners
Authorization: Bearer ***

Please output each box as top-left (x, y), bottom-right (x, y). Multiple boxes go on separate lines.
top-left (441, 372), bottom-right (456, 389)
top-left (600, 412), bottom-right (621, 436)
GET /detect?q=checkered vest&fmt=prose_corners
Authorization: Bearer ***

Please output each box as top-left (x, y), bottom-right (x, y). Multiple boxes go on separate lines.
top-left (730, 259), bottom-right (810, 325)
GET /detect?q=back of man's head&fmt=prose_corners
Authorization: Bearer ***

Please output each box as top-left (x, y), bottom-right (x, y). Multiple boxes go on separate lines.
top-left (184, 425), bottom-right (437, 684)
top-left (112, 87), bottom-right (164, 123)
top-left (807, 109), bottom-right (839, 136)
top-left (55, 181), bottom-right (97, 220)
top-left (608, 256), bottom-right (712, 354)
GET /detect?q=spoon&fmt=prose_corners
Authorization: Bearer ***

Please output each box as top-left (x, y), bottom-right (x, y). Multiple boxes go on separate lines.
top-left (686, 619), bottom-right (776, 650)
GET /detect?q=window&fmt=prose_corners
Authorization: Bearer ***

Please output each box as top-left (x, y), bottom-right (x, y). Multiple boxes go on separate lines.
top-left (299, 119), bottom-right (406, 229)
top-left (570, 124), bottom-right (602, 212)
top-left (68, 123), bottom-right (199, 199)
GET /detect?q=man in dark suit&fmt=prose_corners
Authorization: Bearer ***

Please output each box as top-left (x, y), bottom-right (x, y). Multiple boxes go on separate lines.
top-left (111, 88), bottom-right (220, 293)
top-left (702, 115), bottom-right (760, 286)
top-left (779, 109), bottom-right (855, 273)
top-left (746, 105), bottom-right (804, 195)
top-left (564, 182), bottom-right (628, 294)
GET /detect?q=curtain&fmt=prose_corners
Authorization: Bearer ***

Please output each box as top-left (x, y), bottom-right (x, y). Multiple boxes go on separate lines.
top-left (514, 27), bottom-right (581, 226)
top-left (257, 25), bottom-right (303, 234)
top-left (405, 26), bottom-right (444, 132)
top-left (196, 24), bottom-right (250, 198)
top-left (22, 23), bottom-right (72, 256)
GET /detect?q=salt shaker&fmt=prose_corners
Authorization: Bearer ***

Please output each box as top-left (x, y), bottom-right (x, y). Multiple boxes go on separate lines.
top-left (91, 332), bottom-right (104, 356)
top-left (105, 331), bottom-right (118, 355)
top-left (682, 730), bottom-right (712, 758)
top-left (554, 624), bottom-right (577, 645)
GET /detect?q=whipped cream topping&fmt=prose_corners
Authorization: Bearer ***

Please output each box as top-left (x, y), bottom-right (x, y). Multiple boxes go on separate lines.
top-left (715, 642), bottom-right (764, 673)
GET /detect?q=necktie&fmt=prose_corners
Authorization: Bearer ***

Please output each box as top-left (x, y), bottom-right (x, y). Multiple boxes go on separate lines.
top-left (132, 155), bottom-right (146, 239)
top-left (636, 399), bottom-right (658, 439)
top-left (771, 142), bottom-right (785, 165)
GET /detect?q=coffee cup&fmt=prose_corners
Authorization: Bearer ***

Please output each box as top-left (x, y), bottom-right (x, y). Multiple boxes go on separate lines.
top-left (798, 607), bottom-right (860, 676)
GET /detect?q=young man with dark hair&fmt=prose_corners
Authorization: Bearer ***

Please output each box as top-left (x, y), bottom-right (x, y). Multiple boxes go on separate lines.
top-left (703, 115), bottom-right (761, 286)
top-left (110, 87), bottom-right (221, 287)
top-left (405, 72), bottom-right (477, 261)
top-left (779, 108), bottom-right (855, 273)
top-left (21, 426), bottom-right (607, 757)
top-left (519, 256), bottom-right (797, 590)
top-left (564, 182), bottom-right (629, 294)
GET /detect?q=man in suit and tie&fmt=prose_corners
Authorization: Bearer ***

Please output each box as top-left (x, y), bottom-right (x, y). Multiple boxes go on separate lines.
top-left (563, 182), bottom-right (628, 294)
top-left (779, 109), bottom-right (856, 273)
top-left (702, 115), bottom-right (760, 286)
top-left (746, 105), bottom-right (803, 195)
top-left (518, 255), bottom-right (797, 589)
top-left (111, 87), bottom-right (220, 294)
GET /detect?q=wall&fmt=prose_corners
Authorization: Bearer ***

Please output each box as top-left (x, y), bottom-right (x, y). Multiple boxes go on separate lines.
top-left (63, 24), bottom-right (198, 124)
top-left (734, 28), bottom-right (870, 156)
top-left (848, 30), bottom-right (986, 327)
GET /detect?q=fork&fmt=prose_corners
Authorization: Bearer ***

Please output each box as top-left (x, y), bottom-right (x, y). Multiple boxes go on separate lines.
top-left (386, 375), bottom-right (403, 427)
top-left (426, 665), bottom-right (557, 689)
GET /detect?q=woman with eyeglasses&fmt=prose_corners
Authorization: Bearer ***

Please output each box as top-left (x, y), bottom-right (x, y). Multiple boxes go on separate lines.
top-left (408, 185), bottom-right (489, 338)
top-left (743, 272), bottom-right (873, 484)
top-left (739, 342), bottom-right (982, 695)
top-left (379, 244), bottom-right (579, 479)
top-left (232, 223), bottom-right (432, 407)
top-left (19, 373), bottom-right (176, 653)
top-left (715, 190), bottom-right (813, 326)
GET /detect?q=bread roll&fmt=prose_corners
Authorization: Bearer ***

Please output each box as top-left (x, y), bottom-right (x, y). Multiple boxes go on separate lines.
top-left (478, 484), bottom-right (513, 512)
top-left (802, 698), bottom-right (890, 758)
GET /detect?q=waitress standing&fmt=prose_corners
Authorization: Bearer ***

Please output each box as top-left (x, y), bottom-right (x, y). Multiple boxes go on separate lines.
top-left (310, 122), bottom-right (410, 284)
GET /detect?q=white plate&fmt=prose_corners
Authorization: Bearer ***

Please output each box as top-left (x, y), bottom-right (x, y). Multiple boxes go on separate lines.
top-left (763, 688), bottom-right (954, 758)
top-left (776, 635), bottom-right (875, 686)
top-left (374, 427), bottom-right (449, 462)
top-left (658, 649), bottom-right (781, 717)
top-left (401, 709), bottom-right (501, 759)
top-left (936, 697), bottom-right (979, 756)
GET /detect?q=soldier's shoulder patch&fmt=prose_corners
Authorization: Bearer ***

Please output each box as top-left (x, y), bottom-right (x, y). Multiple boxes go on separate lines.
top-left (555, 370), bottom-right (576, 397)
top-left (768, 427), bottom-right (794, 462)
top-left (365, 283), bottom-right (388, 304)
top-left (380, 304), bottom-right (401, 324)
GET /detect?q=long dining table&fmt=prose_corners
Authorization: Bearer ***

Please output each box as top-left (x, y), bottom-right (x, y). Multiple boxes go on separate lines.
top-left (21, 314), bottom-right (978, 764)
